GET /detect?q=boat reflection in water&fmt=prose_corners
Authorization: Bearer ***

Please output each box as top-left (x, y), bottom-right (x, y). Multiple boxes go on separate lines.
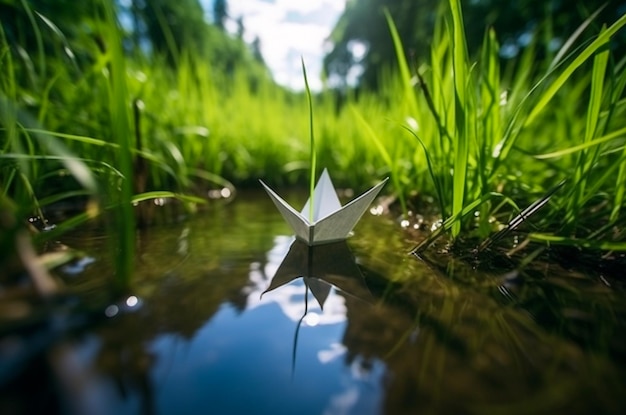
top-left (258, 238), bottom-right (375, 375)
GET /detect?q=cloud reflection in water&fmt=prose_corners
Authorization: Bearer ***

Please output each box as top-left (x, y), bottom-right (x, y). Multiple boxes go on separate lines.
top-left (246, 236), bottom-right (373, 327)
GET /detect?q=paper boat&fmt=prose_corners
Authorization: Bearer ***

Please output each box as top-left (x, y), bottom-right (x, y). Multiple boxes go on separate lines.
top-left (260, 169), bottom-right (388, 245)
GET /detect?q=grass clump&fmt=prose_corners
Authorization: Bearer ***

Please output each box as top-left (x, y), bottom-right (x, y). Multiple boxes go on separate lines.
top-left (350, 0), bottom-right (626, 258)
top-left (1, 0), bottom-right (625, 292)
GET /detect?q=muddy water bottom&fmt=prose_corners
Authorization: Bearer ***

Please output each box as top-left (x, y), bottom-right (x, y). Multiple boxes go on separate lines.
top-left (2, 191), bottom-right (626, 414)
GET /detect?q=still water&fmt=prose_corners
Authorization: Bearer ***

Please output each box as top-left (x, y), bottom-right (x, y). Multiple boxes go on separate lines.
top-left (3, 191), bottom-right (626, 414)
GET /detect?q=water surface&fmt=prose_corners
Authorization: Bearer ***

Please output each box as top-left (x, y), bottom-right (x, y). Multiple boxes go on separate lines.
top-left (2, 191), bottom-right (625, 414)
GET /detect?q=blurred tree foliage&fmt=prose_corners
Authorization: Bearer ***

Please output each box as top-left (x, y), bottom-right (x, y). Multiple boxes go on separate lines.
top-left (324, 0), bottom-right (626, 90)
top-left (122, 0), bottom-right (265, 76)
top-left (128, 0), bottom-right (209, 61)
top-left (0, 0), bottom-right (269, 80)
top-left (213, 0), bottom-right (228, 31)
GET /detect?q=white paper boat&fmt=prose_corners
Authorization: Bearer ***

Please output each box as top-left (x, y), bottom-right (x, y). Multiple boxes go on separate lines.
top-left (260, 169), bottom-right (388, 245)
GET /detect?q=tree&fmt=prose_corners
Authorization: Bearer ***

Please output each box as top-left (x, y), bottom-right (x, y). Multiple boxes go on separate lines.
top-left (213, 0), bottom-right (228, 31)
top-left (236, 16), bottom-right (244, 39)
top-left (131, 0), bottom-right (210, 63)
top-left (324, 0), bottom-right (438, 90)
top-left (251, 36), bottom-right (264, 64)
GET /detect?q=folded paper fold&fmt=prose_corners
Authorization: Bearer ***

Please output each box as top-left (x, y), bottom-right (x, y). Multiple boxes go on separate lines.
top-left (260, 169), bottom-right (388, 245)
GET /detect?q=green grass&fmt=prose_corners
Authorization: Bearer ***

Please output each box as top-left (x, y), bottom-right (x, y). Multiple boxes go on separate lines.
top-left (301, 58), bottom-right (316, 222)
top-left (103, 0), bottom-right (135, 290)
top-left (360, 0), bottom-right (626, 253)
top-left (1, 0), bottom-right (625, 292)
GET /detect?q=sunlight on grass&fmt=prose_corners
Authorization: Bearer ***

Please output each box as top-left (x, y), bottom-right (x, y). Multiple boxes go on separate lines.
top-left (1, 0), bottom-right (625, 293)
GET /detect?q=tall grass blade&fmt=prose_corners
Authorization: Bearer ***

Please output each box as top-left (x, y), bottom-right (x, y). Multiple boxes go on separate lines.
top-left (0, 98), bottom-right (98, 193)
top-left (528, 233), bottom-right (626, 251)
top-left (402, 126), bottom-right (446, 218)
top-left (525, 13), bottom-right (626, 126)
top-left (351, 107), bottom-right (407, 215)
top-left (609, 66), bottom-right (626, 222)
top-left (104, 1), bottom-right (135, 291)
top-left (448, 0), bottom-right (470, 237)
top-left (301, 58), bottom-right (316, 222)
top-left (384, 9), bottom-right (419, 115)
top-left (18, 0), bottom-right (45, 81)
top-left (534, 126), bottom-right (626, 159)
top-left (478, 27), bottom-right (500, 189)
top-left (567, 30), bottom-right (609, 226)
top-left (153, 3), bottom-right (180, 65)
top-left (33, 192), bottom-right (203, 244)
top-left (548, 4), bottom-right (606, 70)
top-left (35, 11), bottom-right (78, 70)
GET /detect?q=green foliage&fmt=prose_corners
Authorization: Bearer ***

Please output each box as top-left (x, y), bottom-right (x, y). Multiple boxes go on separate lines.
top-left (352, 1), bottom-right (626, 250)
top-left (127, 0), bottom-right (208, 64)
top-left (324, 0), bottom-right (626, 90)
top-left (448, 0), bottom-right (470, 238)
top-left (212, 0), bottom-right (228, 31)
top-left (1, 0), bottom-right (625, 298)
top-left (0, 0), bottom-right (271, 290)
top-left (102, 0), bottom-right (135, 290)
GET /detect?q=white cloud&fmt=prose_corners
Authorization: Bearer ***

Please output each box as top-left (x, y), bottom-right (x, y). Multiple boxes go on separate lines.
top-left (323, 386), bottom-right (359, 415)
top-left (259, 21), bottom-right (332, 90)
top-left (318, 342), bottom-right (346, 364)
top-left (220, 0), bottom-right (346, 90)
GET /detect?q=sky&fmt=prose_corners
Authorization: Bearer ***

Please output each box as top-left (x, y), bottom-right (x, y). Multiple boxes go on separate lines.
top-left (201, 0), bottom-right (346, 91)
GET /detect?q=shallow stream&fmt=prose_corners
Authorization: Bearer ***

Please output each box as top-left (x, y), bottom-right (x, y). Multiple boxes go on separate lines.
top-left (2, 190), bottom-right (625, 414)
